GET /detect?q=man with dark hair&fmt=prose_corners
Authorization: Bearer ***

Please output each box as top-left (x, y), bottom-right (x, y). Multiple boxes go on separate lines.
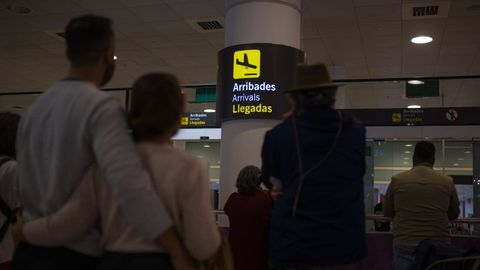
top-left (384, 141), bottom-right (460, 270)
top-left (261, 63), bottom-right (367, 270)
top-left (13, 15), bottom-right (193, 270)
top-left (0, 112), bottom-right (21, 270)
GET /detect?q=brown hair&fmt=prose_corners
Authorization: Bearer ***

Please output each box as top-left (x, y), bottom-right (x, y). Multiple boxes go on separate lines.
top-left (236, 165), bottom-right (261, 195)
top-left (129, 73), bottom-right (184, 141)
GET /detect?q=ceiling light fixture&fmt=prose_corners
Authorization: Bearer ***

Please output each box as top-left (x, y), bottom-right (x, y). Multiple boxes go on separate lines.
top-left (407, 80), bottom-right (424, 85)
top-left (411, 35), bottom-right (433, 44)
top-left (403, 157), bottom-right (409, 160)
top-left (405, 144), bottom-right (413, 147)
top-left (113, 56), bottom-right (118, 60)
top-left (458, 158), bottom-right (464, 161)
top-left (404, 151), bottom-right (411, 154)
top-left (453, 163), bottom-right (459, 166)
top-left (204, 109), bottom-right (216, 113)
top-left (407, 105), bottom-right (421, 109)
top-left (203, 144), bottom-right (210, 148)
top-left (6, 4), bottom-right (32, 14)
top-left (465, 151), bottom-right (472, 154)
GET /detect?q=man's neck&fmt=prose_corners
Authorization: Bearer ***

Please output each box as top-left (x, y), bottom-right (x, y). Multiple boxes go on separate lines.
top-left (413, 162), bottom-right (433, 168)
top-left (67, 66), bottom-right (102, 87)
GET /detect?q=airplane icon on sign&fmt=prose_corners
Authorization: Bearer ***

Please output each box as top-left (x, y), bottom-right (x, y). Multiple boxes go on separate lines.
top-left (236, 53), bottom-right (257, 69)
top-left (233, 49), bottom-right (260, 79)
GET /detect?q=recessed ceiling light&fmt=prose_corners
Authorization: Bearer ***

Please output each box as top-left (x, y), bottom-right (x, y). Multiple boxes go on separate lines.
top-left (203, 144), bottom-right (210, 148)
top-left (408, 105), bottom-right (421, 109)
top-left (404, 151), bottom-right (411, 154)
top-left (204, 109), bottom-right (216, 113)
top-left (411, 36), bottom-right (433, 44)
top-left (6, 4), bottom-right (32, 14)
top-left (465, 151), bottom-right (472, 154)
top-left (403, 162), bottom-right (409, 165)
top-left (458, 158), bottom-right (464, 161)
top-left (403, 157), bottom-right (409, 160)
top-left (407, 80), bottom-right (424, 85)
top-left (453, 163), bottom-right (459, 166)
top-left (113, 55), bottom-right (118, 60)
top-left (405, 144), bottom-right (413, 147)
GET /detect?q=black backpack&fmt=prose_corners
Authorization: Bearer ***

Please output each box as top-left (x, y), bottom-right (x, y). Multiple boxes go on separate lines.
top-left (0, 156), bottom-right (15, 242)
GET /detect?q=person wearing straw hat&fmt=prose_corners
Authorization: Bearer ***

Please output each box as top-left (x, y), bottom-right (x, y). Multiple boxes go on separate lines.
top-left (260, 63), bottom-right (367, 270)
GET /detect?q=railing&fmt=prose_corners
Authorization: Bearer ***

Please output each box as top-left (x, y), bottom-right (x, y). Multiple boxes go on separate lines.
top-left (214, 210), bottom-right (480, 235)
top-left (366, 215), bottom-right (480, 224)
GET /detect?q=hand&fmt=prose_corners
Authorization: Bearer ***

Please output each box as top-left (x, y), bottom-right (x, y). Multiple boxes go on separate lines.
top-left (10, 210), bottom-right (26, 245)
top-left (156, 226), bottom-right (198, 270)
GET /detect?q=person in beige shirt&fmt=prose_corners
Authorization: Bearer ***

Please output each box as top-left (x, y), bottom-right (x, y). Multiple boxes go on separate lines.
top-left (384, 141), bottom-right (460, 270)
top-left (15, 73), bottom-right (221, 270)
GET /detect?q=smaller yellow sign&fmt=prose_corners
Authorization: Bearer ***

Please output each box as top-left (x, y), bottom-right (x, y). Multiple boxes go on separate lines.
top-left (392, 113), bottom-right (402, 123)
top-left (233, 49), bottom-right (261, 79)
top-left (181, 117), bottom-right (189, 126)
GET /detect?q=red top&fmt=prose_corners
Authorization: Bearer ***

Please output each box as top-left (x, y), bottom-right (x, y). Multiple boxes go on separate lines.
top-left (224, 191), bottom-right (273, 270)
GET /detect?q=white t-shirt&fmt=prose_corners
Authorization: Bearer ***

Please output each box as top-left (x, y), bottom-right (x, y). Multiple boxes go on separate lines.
top-left (16, 80), bottom-right (172, 256)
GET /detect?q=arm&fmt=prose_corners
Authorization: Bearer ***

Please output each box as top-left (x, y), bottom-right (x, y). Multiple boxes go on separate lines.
top-left (447, 182), bottom-right (460, 220)
top-left (383, 179), bottom-right (395, 218)
top-left (21, 168), bottom-right (99, 246)
top-left (180, 159), bottom-right (221, 261)
top-left (87, 98), bottom-right (172, 240)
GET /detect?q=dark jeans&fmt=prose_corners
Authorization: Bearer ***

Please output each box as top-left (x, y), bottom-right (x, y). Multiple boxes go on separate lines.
top-left (95, 252), bottom-right (172, 270)
top-left (11, 243), bottom-right (99, 270)
top-left (393, 245), bottom-right (416, 270)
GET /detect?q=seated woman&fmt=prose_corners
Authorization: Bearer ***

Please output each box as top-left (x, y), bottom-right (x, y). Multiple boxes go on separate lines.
top-left (224, 165), bottom-right (273, 270)
top-left (16, 73), bottom-right (221, 270)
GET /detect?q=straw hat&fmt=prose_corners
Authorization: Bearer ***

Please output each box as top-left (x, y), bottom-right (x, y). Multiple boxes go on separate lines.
top-left (285, 63), bottom-right (342, 92)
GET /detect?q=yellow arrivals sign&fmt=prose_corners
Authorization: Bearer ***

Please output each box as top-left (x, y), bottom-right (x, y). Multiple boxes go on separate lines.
top-left (233, 49), bottom-right (261, 79)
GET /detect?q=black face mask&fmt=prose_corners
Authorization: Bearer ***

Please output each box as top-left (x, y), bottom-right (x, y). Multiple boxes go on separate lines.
top-left (101, 60), bottom-right (115, 87)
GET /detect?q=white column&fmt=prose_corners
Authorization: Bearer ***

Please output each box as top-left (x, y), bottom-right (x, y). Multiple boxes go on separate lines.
top-left (219, 0), bottom-right (302, 218)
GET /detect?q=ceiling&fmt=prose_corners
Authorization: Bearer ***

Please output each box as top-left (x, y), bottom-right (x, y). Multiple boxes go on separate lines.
top-left (0, 0), bottom-right (480, 108)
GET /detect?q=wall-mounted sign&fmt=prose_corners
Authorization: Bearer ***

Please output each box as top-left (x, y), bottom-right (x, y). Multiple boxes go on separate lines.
top-left (343, 107), bottom-right (480, 126)
top-left (180, 112), bottom-right (217, 128)
top-left (217, 43), bottom-right (305, 122)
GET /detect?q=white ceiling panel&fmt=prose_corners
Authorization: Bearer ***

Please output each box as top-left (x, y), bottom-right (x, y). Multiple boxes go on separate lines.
top-left (91, 8), bottom-right (139, 25)
top-left (149, 20), bottom-right (198, 36)
top-left (304, 0), bottom-right (353, 10)
top-left (24, 0), bottom-right (84, 14)
top-left (309, 8), bottom-right (356, 25)
top-left (129, 3), bottom-right (178, 22)
top-left (116, 23), bottom-right (161, 38)
top-left (73, 0), bottom-right (125, 10)
top-left (120, 0), bottom-right (162, 8)
top-left (360, 21), bottom-right (402, 37)
top-left (403, 18), bottom-right (447, 35)
top-left (167, 0), bottom-right (220, 19)
top-left (315, 23), bottom-right (361, 38)
top-left (435, 64), bottom-right (470, 76)
top-left (355, 4), bottom-right (402, 22)
top-left (301, 20), bottom-right (319, 39)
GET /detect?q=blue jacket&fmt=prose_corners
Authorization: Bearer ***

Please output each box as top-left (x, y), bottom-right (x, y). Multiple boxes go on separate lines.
top-left (261, 107), bottom-right (367, 267)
